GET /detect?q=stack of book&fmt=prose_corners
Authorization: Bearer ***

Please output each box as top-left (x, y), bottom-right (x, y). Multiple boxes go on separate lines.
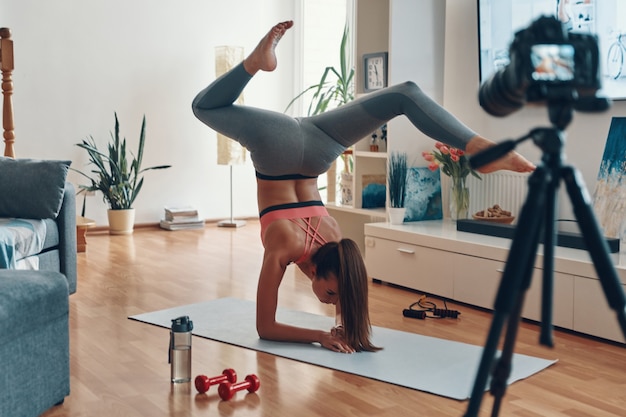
top-left (159, 206), bottom-right (205, 231)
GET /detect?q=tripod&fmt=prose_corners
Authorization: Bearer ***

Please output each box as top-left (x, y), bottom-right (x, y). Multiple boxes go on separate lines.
top-left (463, 108), bottom-right (626, 417)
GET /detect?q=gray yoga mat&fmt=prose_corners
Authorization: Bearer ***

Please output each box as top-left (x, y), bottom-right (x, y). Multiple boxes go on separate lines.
top-left (130, 297), bottom-right (556, 400)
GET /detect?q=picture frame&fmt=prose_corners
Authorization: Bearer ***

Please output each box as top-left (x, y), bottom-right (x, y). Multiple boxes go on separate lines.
top-left (403, 167), bottom-right (443, 222)
top-left (592, 117), bottom-right (626, 238)
top-left (363, 52), bottom-right (388, 92)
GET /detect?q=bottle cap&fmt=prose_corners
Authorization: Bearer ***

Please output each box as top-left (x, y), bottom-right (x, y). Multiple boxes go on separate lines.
top-left (171, 316), bottom-right (193, 332)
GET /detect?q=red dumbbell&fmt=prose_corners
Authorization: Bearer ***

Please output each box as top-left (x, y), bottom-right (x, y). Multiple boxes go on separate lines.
top-left (218, 374), bottom-right (260, 401)
top-left (194, 369), bottom-right (237, 394)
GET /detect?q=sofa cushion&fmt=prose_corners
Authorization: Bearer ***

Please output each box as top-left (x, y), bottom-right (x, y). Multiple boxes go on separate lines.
top-left (0, 157), bottom-right (71, 219)
top-left (0, 270), bottom-right (69, 343)
top-left (0, 270), bottom-right (70, 417)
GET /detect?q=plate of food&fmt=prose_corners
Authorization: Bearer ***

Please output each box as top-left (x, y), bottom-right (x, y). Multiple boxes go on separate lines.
top-left (472, 204), bottom-right (515, 224)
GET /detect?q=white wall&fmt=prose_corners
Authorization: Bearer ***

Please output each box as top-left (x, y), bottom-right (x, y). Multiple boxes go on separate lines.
top-left (444, 0), bottom-right (626, 221)
top-left (387, 0), bottom-right (446, 161)
top-left (2, 0), bottom-right (297, 225)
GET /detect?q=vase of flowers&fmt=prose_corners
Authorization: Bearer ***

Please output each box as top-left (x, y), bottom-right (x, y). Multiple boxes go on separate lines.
top-left (423, 142), bottom-right (480, 220)
top-left (449, 175), bottom-right (470, 220)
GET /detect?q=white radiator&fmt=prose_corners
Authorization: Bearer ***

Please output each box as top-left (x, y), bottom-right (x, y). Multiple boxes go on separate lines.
top-left (464, 171), bottom-right (531, 219)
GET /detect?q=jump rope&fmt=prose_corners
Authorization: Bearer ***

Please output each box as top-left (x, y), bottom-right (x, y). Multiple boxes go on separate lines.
top-left (403, 295), bottom-right (461, 320)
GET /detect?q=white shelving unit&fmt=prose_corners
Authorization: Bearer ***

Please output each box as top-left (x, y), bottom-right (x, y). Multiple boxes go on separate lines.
top-left (327, 131), bottom-right (387, 254)
top-left (365, 220), bottom-right (626, 344)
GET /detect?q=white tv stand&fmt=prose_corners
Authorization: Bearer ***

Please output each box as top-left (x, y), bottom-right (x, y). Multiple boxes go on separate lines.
top-left (364, 220), bottom-right (626, 344)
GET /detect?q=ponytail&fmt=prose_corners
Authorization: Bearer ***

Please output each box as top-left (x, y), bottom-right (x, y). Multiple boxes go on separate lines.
top-left (312, 239), bottom-right (382, 352)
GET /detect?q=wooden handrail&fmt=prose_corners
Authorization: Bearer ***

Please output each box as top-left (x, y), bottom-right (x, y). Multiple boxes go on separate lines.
top-left (1, 27), bottom-right (15, 158)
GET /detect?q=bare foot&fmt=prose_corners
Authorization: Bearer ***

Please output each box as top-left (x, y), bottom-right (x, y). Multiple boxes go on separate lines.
top-left (243, 20), bottom-right (294, 75)
top-left (466, 136), bottom-right (536, 174)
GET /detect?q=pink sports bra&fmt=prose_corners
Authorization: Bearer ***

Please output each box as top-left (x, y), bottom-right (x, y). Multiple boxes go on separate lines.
top-left (259, 201), bottom-right (329, 264)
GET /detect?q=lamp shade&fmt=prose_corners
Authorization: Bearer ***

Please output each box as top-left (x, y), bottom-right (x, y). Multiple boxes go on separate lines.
top-left (215, 45), bottom-right (246, 166)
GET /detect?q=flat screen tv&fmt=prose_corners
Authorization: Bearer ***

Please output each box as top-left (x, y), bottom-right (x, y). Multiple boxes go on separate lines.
top-left (477, 0), bottom-right (626, 101)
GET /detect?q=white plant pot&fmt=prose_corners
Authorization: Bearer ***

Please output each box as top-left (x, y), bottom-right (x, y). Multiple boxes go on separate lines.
top-left (107, 208), bottom-right (136, 235)
top-left (388, 207), bottom-right (406, 225)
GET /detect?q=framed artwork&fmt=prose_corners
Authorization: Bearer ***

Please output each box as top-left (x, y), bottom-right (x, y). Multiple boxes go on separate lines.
top-left (592, 117), bottom-right (626, 238)
top-left (403, 167), bottom-right (443, 222)
top-left (361, 174), bottom-right (386, 209)
top-left (363, 52), bottom-right (388, 92)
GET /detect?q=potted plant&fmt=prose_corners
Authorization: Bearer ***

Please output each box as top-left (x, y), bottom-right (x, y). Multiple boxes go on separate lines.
top-left (284, 22), bottom-right (354, 116)
top-left (74, 112), bottom-right (171, 235)
top-left (387, 151), bottom-right (408, 224)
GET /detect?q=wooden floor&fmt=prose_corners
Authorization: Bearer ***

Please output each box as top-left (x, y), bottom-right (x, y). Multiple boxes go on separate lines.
top-left (43, 220), bottom-right (625, 417)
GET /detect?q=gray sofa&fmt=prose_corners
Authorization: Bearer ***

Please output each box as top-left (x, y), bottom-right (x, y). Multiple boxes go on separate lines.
top-left (0, 158), bottom-right (77, 416)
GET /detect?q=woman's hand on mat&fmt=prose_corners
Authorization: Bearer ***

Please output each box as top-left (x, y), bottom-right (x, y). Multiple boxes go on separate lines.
top-left (321, 328), bottom-right (354, 353)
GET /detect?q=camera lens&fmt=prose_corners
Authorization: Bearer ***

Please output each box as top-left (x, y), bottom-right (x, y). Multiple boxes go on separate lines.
top-left (478, 67), bottom-right (525, 117)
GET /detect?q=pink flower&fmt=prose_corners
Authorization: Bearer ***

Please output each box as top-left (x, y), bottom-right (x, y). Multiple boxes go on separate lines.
top-left (421, 143), bottom-right (480, 181)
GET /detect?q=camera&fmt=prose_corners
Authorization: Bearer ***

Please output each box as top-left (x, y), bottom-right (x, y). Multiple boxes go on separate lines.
top-left (479, 15), bottom-right (603, 117)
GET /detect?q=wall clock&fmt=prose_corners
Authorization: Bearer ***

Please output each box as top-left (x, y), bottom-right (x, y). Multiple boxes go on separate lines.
top-left (363, 52), bottom-right (388, 92)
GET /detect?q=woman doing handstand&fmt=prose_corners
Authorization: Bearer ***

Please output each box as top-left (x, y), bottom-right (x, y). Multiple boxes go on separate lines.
top-left (192, 20), bottom-right (535, 354)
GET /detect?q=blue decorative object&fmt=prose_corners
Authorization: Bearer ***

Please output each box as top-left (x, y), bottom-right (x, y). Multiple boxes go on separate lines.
top-left (362, 183), bottom-right (386, 208)
top-left (593, 117), bottom-right (626, 238)
top-left (404, 167), bottom-right (443, 222)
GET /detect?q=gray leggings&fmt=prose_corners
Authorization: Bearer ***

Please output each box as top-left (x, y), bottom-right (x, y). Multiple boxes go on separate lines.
top-left (192, 63), bottom-right (476, 178)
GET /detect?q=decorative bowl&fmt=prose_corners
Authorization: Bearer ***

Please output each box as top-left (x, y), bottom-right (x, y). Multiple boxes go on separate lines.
top-left (471, 214), bottom-right (515, 224)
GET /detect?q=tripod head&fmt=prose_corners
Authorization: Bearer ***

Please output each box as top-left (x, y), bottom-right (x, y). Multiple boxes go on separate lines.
top-left (544, 82), bottom-right (612, 130)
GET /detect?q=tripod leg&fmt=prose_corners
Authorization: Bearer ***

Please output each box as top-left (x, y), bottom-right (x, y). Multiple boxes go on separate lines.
top-left (490, 150), bottom-right (565, 416)
top-left (489, 266), bottom-right (532, 417)
top-left (539, 153), bottom-right (561, 347)
top-left (562, 167), bottom-right (626, 338)
top-left (464, 168), bottom-right (548, 417)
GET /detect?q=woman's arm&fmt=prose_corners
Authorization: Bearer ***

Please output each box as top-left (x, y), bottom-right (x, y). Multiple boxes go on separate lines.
top-left (256, 250), bottom-right (324, 343)
top-left (255, 229), bottom-right (354, 352)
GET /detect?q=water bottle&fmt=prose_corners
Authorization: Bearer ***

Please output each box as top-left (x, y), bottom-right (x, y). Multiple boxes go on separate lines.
top-left (169, 316), bottom-right (193, 383)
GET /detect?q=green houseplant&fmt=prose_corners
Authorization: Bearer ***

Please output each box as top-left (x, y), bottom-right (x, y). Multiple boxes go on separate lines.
top-left (387, 151), bottom-right (408, 224)
top-left (74, 112), bottom-right (171, 234)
